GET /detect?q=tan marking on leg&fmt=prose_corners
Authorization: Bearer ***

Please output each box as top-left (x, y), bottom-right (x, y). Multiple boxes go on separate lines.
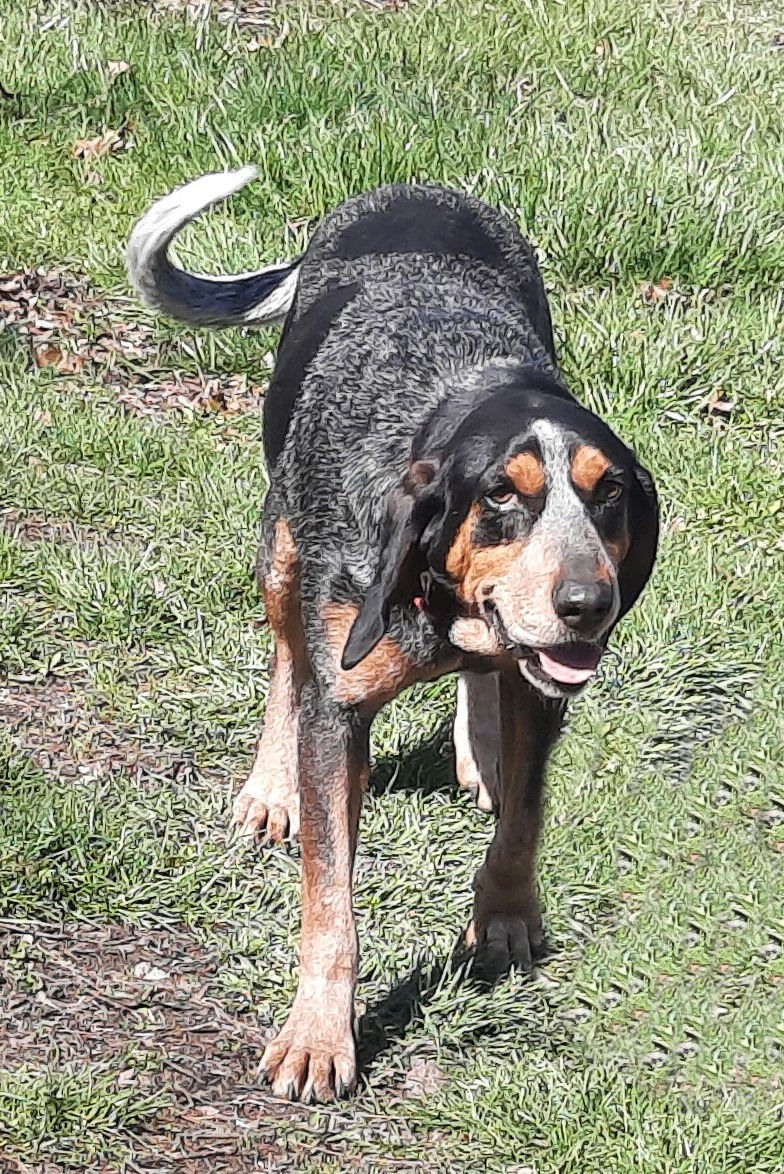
top-left (233, 519), bottom-right (306, 842)
top-left (261, 696), bottom-right (368, 1102)
top-left (454, 672), bottom-right (499, 812)
top-left (571, 444), bottom-right (611, 493)
top-left (468, 672), bottom-right (561, 974)
top-left (505, 450), bottom-right (545, 497)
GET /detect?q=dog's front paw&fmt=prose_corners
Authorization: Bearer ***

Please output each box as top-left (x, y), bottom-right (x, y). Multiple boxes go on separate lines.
top-left (466, 913), bottom-right (544, 976)
top-left (466, 879), bottom-right (545, 978)
top-left (262, 1006), bottom-right (356, 1102)
top-left (232, 773), bottom-right (300, 842)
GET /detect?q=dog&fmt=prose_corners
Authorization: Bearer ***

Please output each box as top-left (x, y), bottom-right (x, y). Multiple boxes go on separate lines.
top-left (128, 167), bottom-right (659, 1103)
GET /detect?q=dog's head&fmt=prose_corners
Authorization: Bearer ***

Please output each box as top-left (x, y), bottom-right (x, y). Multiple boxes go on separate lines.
top-left (343, 367), bottom-right (659, 698)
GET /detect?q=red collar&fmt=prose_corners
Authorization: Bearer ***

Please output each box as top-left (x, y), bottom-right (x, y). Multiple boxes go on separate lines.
top-left (412, 570), bottom-right (434, 614)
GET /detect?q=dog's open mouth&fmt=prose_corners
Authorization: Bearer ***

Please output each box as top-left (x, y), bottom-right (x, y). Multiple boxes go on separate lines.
top-left (483, 605), bottom-right (604, 692)
top-left (521, 643), bottom-right (603, 689)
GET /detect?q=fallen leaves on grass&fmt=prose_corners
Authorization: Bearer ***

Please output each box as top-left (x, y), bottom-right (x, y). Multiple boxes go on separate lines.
top-left (33, 341), bottom-right (87, 373)
top-left (111, 372), bottom-right (265, 417)
top-left (153, 0), bottom-right (285, 31)
top-left (0, 680), bottom-right (160, 783)
top-left (246, 23), bottom-right (290, 49)
top-left (0, 919), bottom-right (293, 1172)
top-left (1, 267), bottom-right (94, 329)
top-left (1, 267), bottom-right (266, 417)
top-left (0, 508), bottom-right (108, 547)
top-left (361, 0), bottom-right (412, 9)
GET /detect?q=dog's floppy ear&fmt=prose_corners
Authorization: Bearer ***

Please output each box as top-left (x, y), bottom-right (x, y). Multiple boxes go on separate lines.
top-left (341, 461), bottom-right (439, 670)
top-left (617, 459), bottom-right (659, 618)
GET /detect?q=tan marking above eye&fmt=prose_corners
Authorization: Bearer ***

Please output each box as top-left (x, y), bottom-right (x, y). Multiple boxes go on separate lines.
top-left (505, 451), bottom-right (546, 497)
top-left (571, 445), bottom-right (611, 493)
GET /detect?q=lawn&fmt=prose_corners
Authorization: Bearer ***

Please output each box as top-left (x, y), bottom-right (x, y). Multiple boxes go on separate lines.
top-left (1, 0), bottom-right (783, 1170)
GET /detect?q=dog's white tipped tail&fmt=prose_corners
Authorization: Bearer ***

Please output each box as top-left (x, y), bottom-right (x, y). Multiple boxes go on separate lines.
top-left (127, 165), bottom-right (299, 327)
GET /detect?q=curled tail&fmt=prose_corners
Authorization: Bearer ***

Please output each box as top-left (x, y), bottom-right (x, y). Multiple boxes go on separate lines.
top-left (127, 165), bottom-right (299, 327)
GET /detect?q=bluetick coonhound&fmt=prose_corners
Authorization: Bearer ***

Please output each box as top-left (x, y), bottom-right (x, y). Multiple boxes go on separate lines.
top-left (128, 167), bottom-right (659, 1102)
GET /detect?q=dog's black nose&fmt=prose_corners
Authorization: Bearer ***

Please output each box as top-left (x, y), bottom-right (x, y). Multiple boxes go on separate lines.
top-left (553, 578), bottom-right (614, 631)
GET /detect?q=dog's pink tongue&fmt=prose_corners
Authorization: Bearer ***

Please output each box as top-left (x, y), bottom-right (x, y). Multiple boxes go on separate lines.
top-left (537, 645), bottom-right (602, 685)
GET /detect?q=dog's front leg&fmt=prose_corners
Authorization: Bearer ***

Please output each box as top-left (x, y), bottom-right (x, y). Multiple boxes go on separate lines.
top-left (261, 683), bottom-right (368, 1102)
top-left (467, 671), bottom-right (563, 975)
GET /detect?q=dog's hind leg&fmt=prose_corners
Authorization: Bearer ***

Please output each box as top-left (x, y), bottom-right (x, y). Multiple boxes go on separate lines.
top-left (233, 519), bottom-right (304, 842)
top-left (453, 671), bottom-right (500, 813)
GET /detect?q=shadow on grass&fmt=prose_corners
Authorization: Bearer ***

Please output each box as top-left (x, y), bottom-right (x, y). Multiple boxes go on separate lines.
top-left (360, 720), bottom-right (531, 1071)
top-left (356, 947), bottom-right (462, 1071)
top-left (368, 719), bottom-right (456, 798)
top-left (356, 939), bottom-right (553, 1075)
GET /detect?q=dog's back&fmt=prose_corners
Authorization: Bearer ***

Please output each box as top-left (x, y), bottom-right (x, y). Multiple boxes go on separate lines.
top-left (288, 183), bottom-right (555, 342)
top-left (265, 185), bottom-right (559, 523)
top-left (127, 173), bottom-right (558, 484)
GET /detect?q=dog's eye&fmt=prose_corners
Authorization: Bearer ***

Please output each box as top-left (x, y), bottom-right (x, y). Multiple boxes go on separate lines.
top-left (484, 489), bottom-right (518, 512)
top-left (600, 482), bottom-right (623, 504)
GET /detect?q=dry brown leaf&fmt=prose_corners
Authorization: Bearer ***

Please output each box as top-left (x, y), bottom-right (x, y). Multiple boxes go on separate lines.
top-left (33, 342), bottom-right (86, 374)
top-left (114, 372), bottom-right (264, 417)
top-left (640, 276), bottom-right (674, 303)
top-left (72, 127), bottom-right (130, 160)
top-left (33, 342), bottom-right (64, 368)
top-left (56, 351), bottom-right (87, 374)
top-left (401, 1056), bottom-right (447, 1098)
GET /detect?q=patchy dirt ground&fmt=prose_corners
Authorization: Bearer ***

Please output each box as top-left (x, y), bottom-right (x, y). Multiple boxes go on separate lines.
top-left (0, 679), bottom-right (171, 783)
top-left (0, 919), bottom-right (296, 1173)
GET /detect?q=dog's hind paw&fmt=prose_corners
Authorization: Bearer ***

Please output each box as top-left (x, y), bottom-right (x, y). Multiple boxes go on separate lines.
top-left (455, 758), bottom-right (495, 813)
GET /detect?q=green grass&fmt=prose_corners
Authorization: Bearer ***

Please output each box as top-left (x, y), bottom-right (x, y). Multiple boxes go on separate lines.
top-left (1, 0), bottom-right (783, 1170)
top-left (0, 1062), bottom-right (170, 1169)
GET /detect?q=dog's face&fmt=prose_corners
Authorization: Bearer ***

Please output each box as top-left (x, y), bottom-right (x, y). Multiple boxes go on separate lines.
top-left (342, 372), bottom-right (659, 698)
top-left (436, 412), bottom-right (652, 697)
